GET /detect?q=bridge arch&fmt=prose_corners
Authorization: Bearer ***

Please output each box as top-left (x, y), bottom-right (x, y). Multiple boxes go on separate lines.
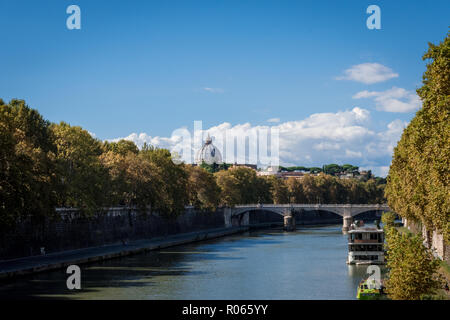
top-left (226, 204), bottom-right (391, 230)
top-left (352, 208), bottom-right (389, 220)
top-left (230, 208), bottom-right (284, 227)
top-left (231, 207), bottom-right (285, 217)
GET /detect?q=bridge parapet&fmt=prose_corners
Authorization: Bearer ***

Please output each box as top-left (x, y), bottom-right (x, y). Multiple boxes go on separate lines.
top-left (230, 203), bottom-right (390, 218)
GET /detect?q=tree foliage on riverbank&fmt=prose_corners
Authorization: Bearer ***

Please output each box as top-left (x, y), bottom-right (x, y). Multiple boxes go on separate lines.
top-left (1, 98), bottom-right (387, 229)
top-left (385, 32), bottom-right (450, 242)
top-left (0, 99), bottom-right (58, 230)
top-left (384, 225), bottom-right (443, 300)
top-left (214, 167), bottom-right (385, 206)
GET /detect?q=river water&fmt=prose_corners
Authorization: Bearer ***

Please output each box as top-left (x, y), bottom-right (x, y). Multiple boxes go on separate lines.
top-left (0, 224), bottom-right (385, 300)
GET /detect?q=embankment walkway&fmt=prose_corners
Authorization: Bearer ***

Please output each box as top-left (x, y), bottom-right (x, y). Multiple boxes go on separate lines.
top-left (0, 226), bottom-right (249, 280)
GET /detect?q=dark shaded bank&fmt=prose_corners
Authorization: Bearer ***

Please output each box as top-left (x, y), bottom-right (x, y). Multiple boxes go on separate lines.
top-left (1, 207), bottom-right (383, 262)
top-left (0, 225), bottom-right (386, 300)
top-left (0, 207), bottom-right (224, 260)
top-left (0, 226), bottom-right (249, 280)
top-left (0, 208), bottom-right (383, 280)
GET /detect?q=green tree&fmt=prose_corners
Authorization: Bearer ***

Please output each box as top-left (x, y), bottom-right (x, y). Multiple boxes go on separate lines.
top-left (381, 211), bottom-right (396, 229)
top-left (385, 32), bottom-right (450, 242)
top-left (342, 164), bottom-right (359, 173)
top-left (300, 174), bottom-right (323, 203)
top-left (340, 179), bottom-right (368, 204)
top-left (215, 166), bottom-right (267, 206)
top-left (254, 176), bottom-right (273, 204)
top-left (286, 177), bottom-right (305, 203)
top-left (215, 169), bottom-right (241, 207)
top-left (323, 164), bottom-right (342, 175)
top-left (227, 167), bottom-right (259, 204)
top-left (0, 99), bottom-right (57, 229)
top-left (384, 227), bottom-right (443, 300)
top-left (140, 145), bottom-right (189, 217)
top-left (308, 167), bottom-right (322, 174)
top-left (101, 151), bottom-right (162, 211)
top-left (51, 122), bottom-right (109, 214)
top-left (266, 175), bottom-right (289, 204)
top-left (103, 139), bottom-right (139, 156)
top-left (186, 165), bottom-right (221, 210)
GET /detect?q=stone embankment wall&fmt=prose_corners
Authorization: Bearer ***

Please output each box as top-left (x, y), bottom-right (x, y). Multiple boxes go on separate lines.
top-left (403, 218), bottom-right (449, 264)
top-left (1, 207), bottom-right (353, 261)
top-left (0, 207), bottom-right (224, 260)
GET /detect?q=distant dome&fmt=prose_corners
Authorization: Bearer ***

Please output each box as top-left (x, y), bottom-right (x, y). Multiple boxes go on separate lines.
top-left (195, 134), bottom-right (222, 165)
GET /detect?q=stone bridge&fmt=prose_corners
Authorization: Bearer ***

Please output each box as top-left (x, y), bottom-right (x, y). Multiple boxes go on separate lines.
top-left (224, 203), bottom-right (391, 232)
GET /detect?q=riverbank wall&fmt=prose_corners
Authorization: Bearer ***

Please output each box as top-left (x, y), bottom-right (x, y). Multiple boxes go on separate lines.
top-left (0, 207), bottom-right (226, 261)
top-left (0, 226), bottom-right (249, 280)
top-left (403, 218), bottom-right (450, 263)
top-left (0, 206), bottom-right (346, 262)
top-left (0, 206), bottom-right (349, 279)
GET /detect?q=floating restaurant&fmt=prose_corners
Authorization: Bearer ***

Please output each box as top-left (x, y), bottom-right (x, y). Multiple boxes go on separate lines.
top-left (347, 221), bottom-right (385, 265)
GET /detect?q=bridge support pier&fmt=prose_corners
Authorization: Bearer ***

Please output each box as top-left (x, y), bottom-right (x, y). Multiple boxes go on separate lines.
top-left (224, 207), bottom-right (232, 228)
top-left (284, 214), bottom-right (296, 231)
top-left (342, 216), bottom-right (353, 233)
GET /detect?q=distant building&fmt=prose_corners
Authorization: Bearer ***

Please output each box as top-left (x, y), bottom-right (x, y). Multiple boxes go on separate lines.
top-left (257, 166), bottom-right (279, 177)
top-left (279, 171), bottom-right (306, 180)
top-left (195, 133), bottom-right (222, 165)
top-left (232, 163), bottom-right (258, 170)
top-left (338, 172), bottom-right (356, 179)
top-left (257, 167), bottom-right (309, 179)
top-left (194, 134), bottom-right (258, 170)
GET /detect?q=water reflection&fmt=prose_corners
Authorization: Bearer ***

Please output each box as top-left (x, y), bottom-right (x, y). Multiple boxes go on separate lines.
top-left (0, 225), bottom-right (385, 300)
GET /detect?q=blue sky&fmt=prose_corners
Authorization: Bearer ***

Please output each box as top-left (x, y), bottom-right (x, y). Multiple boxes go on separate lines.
top-left (1, 0), bottom-right (449, 175)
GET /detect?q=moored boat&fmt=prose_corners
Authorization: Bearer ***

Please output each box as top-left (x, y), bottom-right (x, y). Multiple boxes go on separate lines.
top-left (347, 220), bottom-right (385, 265)
top-left (356, 278), bottom-right (386, 300)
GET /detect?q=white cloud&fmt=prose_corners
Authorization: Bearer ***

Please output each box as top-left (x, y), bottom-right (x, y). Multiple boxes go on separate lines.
top-left (353, 87), bottom-right (421, 112)
top-left (267, 118), bottom-right (280, 123)
top-left (345, 150), bottom-right (363, 158)
top-left (203, 87), bottom-right (224, 93)
top-left (313, 142), bottom-right (341, 151)
top-left (108, 107), bottom-right (407, 177)
top-left (336, 63), bottom-right (399, 84)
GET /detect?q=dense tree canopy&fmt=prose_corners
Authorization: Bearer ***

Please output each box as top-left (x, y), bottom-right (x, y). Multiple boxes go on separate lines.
top-left (214, 166), bottom-right (272, 206)
top-left (214, 167), bottom-right (385, 207)
top-left (52, 122), bottom-right (109, 213)
top-left (0, 98), bottom-right (387, 230)
top-left (100, 150), bottom-right (162, 212)
top-left (103, 139), bottom-right (139, 156)
top-left (385, 32), bottom-right (449, 242)
top-left (0, 99), bottom-right (57, 229)
top-left (384, 226), bottom-right (443, 300)
top-left (186, 165), bottom-right (221, 211)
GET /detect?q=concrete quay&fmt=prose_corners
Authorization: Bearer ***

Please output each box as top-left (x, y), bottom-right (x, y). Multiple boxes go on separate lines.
top-left (0, 226), bottom-right (249, 280)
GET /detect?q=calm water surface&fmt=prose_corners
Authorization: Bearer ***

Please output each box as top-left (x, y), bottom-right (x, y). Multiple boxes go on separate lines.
top-left (0, 225), bottom-right (385, 299)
